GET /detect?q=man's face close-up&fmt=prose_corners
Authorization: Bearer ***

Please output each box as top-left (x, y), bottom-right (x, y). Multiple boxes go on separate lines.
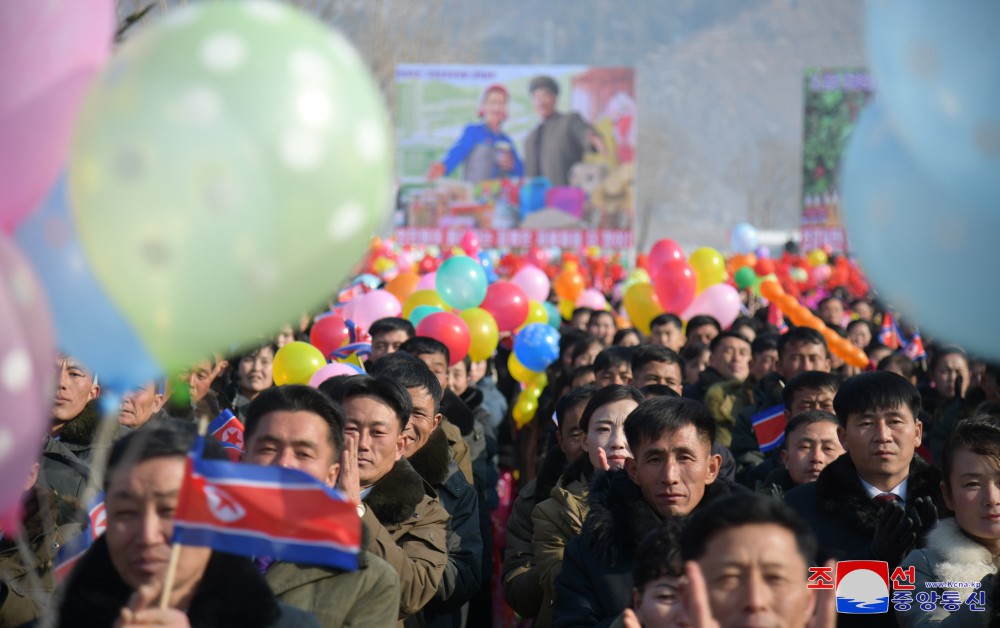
top-left (244, 409), bottom-right (339, 487)
top-left (626, 423), bottom-right (720, 518)
top-left (53, 357), bottom-right (99, 422)
top-left (342, 394), bottom-right (404, 487)
top-left (119, 383), bottom-right (164, 428)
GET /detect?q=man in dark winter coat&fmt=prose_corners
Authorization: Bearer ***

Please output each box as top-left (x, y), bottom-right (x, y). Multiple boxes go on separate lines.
top-left (784, 371), bottom-right (946, 627)
top-left (553, 396), bottom-right (737, 628)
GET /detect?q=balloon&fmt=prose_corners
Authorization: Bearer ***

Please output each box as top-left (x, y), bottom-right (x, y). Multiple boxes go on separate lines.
top-left (841, 102), bottom-right (1000, 357)
top-left (460, 229), bottom-right (480, 257)
top-left (68, 2), bottom-right (392, 371)
top-left (866, 0), bottom-right (1000, 207)
top-left (477, 251), bottom-right (498, 284)
top-left (543, 301), bottom-right (562, 329)
top-left (512, 265), bottom-right (551, 303)
top-left (416, 272), bottom-right (438, 291)
top-left (353, 274), bottom-right (380, 291)
top-left (309, 314), bottom-right (349, 358)
top-left (575, 289), bottom-right (608, 311)
top-left (508, 352), bottom-right (541, 385)
top-left (14, 175), bottom-right (160, 391)
top-left (436, 255), bottom-right (488, 310)
top-left (557, 298), bottom-right (575, 321)
top-left (553, 269), bottom-right (584, 302)
top-left (525, 246), bottom-right (547, 269)
top-left (806, 249), bottom-right (828, 267)
top-left (753, 258), bottom-right (775, 277)
top-left (460, 308), bottom-right (499, 362)
top-left (273, 341), bottom-right (325, 386)
top-left (403, 289), bottom-right (447, 319)
top-left (652, 259), bottom-right (697, 314)
top-left (622, 283), bottom-right (664, 335)
top-left (648, 239), bottom-right (685, 278)
top-left (352, 290), bottom-right (402, 333)
top-left (758, 280), bottom-right (784, 302)
top-left (385, 271), bottom-right (420, 303)
top-left (521, 300), bottom-right (549, 328)
top-left (689, 247), bottom-right (727, 292)
top-left (0, 0), bottom-right (114, 233)
top-left (512, 394), bottom-right (537, 429)
top-left (811, 264), bottom-right (832, 283)
top-left (308, 361), bottom-right (360, 387)
top-left (754, 245), bottom-right (770, 260)
top-left (729, 223), bottom-right (758, 254)
top-left (416, 311), bottom-right (471, 365)
top-left (513, 323), bottom-right (561, 372)
top-left (734, 267), bottom-right (758, 290)
top-left (481, 281), bottom-right (530, 333)
top-left (0, 236), bottom-right (57, 515)
top-left (409, 305), bottom-right (444, 327)
top-left (682, 284), bottom-right (741, 329)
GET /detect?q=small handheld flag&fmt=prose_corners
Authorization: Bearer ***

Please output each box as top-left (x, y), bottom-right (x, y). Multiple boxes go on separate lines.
top-left (752, 404), bottom-right (787, 453)
top-left (54, 493), bottom-right (107, 581)
top-left (208, 409), bottom-right (245, 454)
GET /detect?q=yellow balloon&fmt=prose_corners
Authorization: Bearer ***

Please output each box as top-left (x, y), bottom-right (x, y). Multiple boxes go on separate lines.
top-left (508, 352), bottom-right (541, 384)
top-left (516, 300), bottom-right (548, 333)
top-left (460, 307), bottom-right (499, 362)
top-left (525, 383), bottom-right (544, 399)
top-left (402, 289), bottom-right (447, 319)
top-left (558, 298), bottom-right (575, 321)
top-left (622, 283), bottom-right (664, 335)
top-left (807, 249), bottom-right (829, 267)
top-left (512, 394), bottom-right (538, 428)
top-left (272, 341), bottom-right (325, 386)
top-left (689, 247), bottom-right (727, 293)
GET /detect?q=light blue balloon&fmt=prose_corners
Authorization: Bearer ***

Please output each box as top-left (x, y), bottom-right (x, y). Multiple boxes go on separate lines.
top-left (478, 251), bottom-right (498, 284)
top-left (866, 0), bottom-right (1000, 206)
top-left (729, 223), bottom-right (758, 254)
top-left (15, 174), bottom-right (161, 392)
top-left (841, 103), bottom-right (1000, 358)
top-left (436, 255), bottom-right (488, 310)
top-left (543, 301), bottom-right (561, 329)
top-left (513, 323), bottom-right (560, 372)
top-left (410, 305), bottom-right (444, 327)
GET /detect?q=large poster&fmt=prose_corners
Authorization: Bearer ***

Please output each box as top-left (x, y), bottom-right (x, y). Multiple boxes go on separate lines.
top-left (801, 68), bottom-right (874, 253)
top-left (395, 64), bottom-right (635, 251)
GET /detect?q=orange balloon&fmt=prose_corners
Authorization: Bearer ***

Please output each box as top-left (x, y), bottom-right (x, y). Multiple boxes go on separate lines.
top-left (554, 270), bottom-right (584, 302)
top-left (385, 271), bottom-right (420, 303)
top-left (800, 314), bottom-right (826, 331)
top-left (786, 305), bottom-right (811, 327)
top-left (759, 280), bottom-right (784, 302)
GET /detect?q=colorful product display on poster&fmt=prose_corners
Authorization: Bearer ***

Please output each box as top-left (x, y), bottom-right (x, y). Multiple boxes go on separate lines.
top-left (801, 68), bottom-right (874, 253)
top-left (395, 64), bottom-right (635, 250)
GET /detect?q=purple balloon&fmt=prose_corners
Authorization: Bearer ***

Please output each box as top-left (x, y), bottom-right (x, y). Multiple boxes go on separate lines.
top-left (0, 236), bottom-right (56, 517)
top-left (754, 245), bottom-right (771, 259)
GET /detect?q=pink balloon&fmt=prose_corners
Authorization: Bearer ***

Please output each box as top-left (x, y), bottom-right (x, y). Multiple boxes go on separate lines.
top-left (647, 239), bottom-right (685, 279)
top-left (0, 1), bottom-right (114, 233)
top-left (575, 289), bottom-right (608, 311)
top-left (682, 284), bottom-right (742, 329)
top-left (416, 272), bottom-right (437, 291)
top-left (0, 236), bottom-right (56, 515)
top-left (512, 265), bottom-right (551, 303)
top-left (352, 290), bottom-right (402, 333)
top-left (460, 230), bottom-right (480, 257)
top-left (308, 361), bottom-right (361, 387)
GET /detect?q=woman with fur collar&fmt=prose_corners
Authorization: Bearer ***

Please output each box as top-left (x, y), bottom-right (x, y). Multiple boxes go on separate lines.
top-left (898, 416), bottom-right (1000, 627)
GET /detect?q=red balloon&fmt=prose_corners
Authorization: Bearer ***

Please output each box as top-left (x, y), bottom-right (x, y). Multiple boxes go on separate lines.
top-left (526, 246), bottom-right (547, 269)
top-left (309, 315), bottom-right (349, 358)
top-left (480, 281), bottom-right (530, 332)
top-left (416, 312), bottom-right (471, 365)
top-left (652, 259), bottom-right (697, 314)
top-left (754, 258), bottom-right (775, 276)
top-left (648, 239), bottom-right (685, 278)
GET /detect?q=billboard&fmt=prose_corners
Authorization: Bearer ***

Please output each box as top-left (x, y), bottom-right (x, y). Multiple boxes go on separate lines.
top-left (801, 68), bottom-right (874, 253)
top-left (395, 64), bottom-right (635, 251)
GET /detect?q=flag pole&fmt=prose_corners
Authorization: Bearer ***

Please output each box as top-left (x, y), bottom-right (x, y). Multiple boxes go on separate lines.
top-left (159, 410), bottom-right (212, 610)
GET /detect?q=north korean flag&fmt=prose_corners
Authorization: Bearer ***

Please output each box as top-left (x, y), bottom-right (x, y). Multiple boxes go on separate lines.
top-left (54, 493), bottom-right (107, 581)
top-left (752, 404), bottom-right (787, 453)
top-left (172, 438), bottom-right (361, 571)
top-left (878, 313), bottom-right (901, 350)
top-left (208, 409), bottom-right (245, 453)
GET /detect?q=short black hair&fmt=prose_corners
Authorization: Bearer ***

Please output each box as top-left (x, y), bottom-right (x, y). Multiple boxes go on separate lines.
top-left (106, 421), bottom-right (228, 490)
top-left (877, 353), bottom-right (916, 380)
top-left (930, 345), bottom-right (968, 375)
top-left (782, 371), bottom-right (841, 410)
top-left (730, 316), bottom-right (759, 338)
top-left (777, 327), bottom-right (827, 358)
top-left (245, 385), bottom-right (345, 455)
top-left (570, 335), bottom-right (605, 364)
top-left (783, 410), bottom-right (840, 447)
top-left (572, 306), bottom-right (593, 319)
top-left (529, 74), bottom-right (559, 95)
top-left (401, 336), bottom-right (450, 365)
top-left (650, 313), bottom-right (683, 331)
top-left (560, 328), bottom-right (590, 359)
top-left (632, 522), bottom-right (685, 591)
top-left (709, 331), bottom-right (751, 353)
top-left (369, 317), bottom-right (415, 340)
top-left (612, 328), bottom-right (641, 346)
top-left (638, 384), bottom-right (680, 398)
top-left (579, 385), bottom-right (645, 433)
top-left (624, 396), bottom-right (715, 454)
top-left (569, 364), bottom-right (596, 383)
top-left (367, 351), bottom-right (442, 414)
top-left (686, 315), bottom-right (721, 335)
top-left (593, 346), bottom-right (633, 375)
top-left (941, 415), bottom-right (1000, 488)
top-left (320, 374), bottom-right (413, 430)
top-left (632, 345), bottom-right (683, 373)
top-left (555, 385), bottom-right (599, 430)
top-left (588, 310), bottom-right (615, 327)
top-left (751, 333), bottom-right (779, 357)
top-left (679, 342), bottom-right (707, 367)
top-left (832, 371), bottom-right (922, 428)
top-left (680, 493), bottom-right (817, 565)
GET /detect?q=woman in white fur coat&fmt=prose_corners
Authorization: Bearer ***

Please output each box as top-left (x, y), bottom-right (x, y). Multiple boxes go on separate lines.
top-left (898, 416), bottom-right (1000, 627)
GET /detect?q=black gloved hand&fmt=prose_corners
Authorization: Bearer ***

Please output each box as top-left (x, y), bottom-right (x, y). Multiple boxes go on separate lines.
top-left (908, 496), bottom-right (939, 548)
top-left (871, 500), bottom-right (916, 564)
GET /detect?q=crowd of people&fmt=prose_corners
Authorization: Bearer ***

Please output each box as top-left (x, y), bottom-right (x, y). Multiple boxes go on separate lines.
top-left (3, 286), bottom-right (1000, 628)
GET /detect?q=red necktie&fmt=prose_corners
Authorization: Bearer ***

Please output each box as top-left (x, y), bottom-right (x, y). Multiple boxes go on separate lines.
top-left (873, 492), bottom-right (901, 506)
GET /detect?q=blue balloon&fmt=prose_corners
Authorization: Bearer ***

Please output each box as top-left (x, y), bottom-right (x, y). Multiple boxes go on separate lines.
top-left (353, 274), bottom-right (380, 291)
top-left (513, 323), bottom-right (560, 372)
top-left (477, 251), bottom-right (498, 284)
top-left (15, 174), bottom-right (161, 393)
top-left (866, 0), bottom-right (1000, 206)
top-left (841, 103), bottom-right (1000, 358)
top-left (729, 223), bottom-right (758, 255)
top-left (409, 305), bottom-right (444, 327)
top-left (436, 255), bottom-right (488, 310)
top-left (543, 301), bottom-right (561, 329)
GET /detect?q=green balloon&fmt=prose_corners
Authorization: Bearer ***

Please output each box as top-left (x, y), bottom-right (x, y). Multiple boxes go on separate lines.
top-left (734, 266), bottom-right (758, 290)
top-left (68, 2), bottom-right (392, 371)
